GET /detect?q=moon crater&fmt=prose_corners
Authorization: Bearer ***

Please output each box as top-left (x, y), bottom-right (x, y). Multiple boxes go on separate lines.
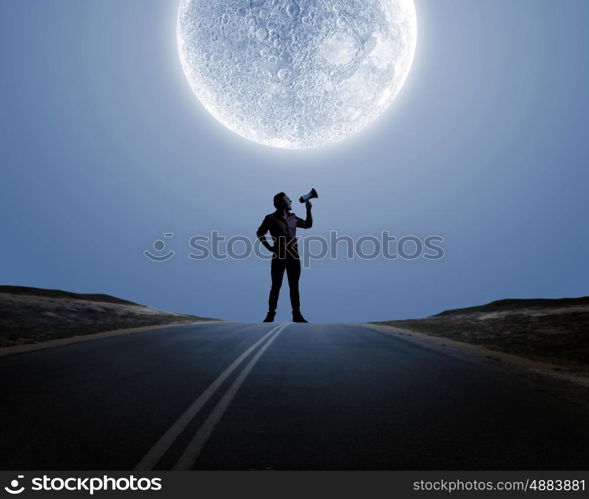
top-left (178, 0), bottom-right (417, 148)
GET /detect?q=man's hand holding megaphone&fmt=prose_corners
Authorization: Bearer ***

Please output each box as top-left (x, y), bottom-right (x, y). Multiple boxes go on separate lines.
top-left (299, 188), bottom-right (318, 206)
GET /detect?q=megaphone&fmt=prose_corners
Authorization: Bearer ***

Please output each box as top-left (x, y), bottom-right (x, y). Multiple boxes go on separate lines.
top-left (299, 188), bottom-right (318, 204)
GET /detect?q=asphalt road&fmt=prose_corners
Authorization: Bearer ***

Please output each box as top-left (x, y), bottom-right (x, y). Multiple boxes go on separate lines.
top-left (1, 321), bottom-right (588, 470)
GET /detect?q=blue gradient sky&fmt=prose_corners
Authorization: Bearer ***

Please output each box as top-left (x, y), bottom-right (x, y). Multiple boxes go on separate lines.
top-left (2, 0), bottom-right (588, 322)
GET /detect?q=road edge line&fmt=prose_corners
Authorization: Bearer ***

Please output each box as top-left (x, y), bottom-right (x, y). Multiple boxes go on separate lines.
top-left (361, 323), bottom-right (589, 388)
top-left (0, 321), bottom-right (222, 358)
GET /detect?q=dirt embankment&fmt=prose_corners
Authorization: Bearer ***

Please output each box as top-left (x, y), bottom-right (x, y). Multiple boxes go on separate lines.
top-left (0, 285), bottom-right (216, 347)
top-left (374, 297), bottom-right (589, 370)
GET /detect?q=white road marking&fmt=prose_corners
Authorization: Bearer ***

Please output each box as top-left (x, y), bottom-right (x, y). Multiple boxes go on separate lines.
top-left (173, 322), bottom-right (289, 470)
top-left (134, 323), bottom-right (288, 470)
top-left (0, 321), bottom-right (220, 358)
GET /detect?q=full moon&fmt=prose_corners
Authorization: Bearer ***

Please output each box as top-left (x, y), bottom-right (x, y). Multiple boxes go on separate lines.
top-left (177, 0), bottom-right (417, 149)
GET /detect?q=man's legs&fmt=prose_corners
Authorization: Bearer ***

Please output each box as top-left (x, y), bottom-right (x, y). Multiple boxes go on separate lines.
top-left (285, 256), bottom-right (307, 322)
top-left (285, 256), bottom-right (301, 313)
top-left (267, 257), bottom-right (286, 319)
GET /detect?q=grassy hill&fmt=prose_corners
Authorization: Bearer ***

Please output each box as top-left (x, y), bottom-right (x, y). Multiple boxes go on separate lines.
top-left (0, 285), bottom-right (217, 347)
top-left (373, 297), bottom-right (589, 367)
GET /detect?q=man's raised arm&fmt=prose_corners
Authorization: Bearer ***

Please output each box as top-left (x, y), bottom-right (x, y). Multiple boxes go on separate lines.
top-left (296, 200), bottom-right (313, 229)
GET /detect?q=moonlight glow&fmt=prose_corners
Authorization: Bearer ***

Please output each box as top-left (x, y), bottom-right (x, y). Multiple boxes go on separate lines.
top-left (178, 0), bottom-right (417, 149)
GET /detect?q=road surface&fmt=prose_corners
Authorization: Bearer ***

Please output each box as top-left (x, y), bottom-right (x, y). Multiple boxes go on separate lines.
top-left (1, 321), bottom-right (588, 470)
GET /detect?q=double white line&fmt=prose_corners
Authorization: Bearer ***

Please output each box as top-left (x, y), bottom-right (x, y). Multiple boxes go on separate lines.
top-left (135, 322), bottom-right (289, 471)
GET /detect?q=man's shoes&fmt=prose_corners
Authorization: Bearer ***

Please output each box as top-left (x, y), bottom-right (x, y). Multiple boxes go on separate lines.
top-left (292, 312), bottom-right (308, 323)
top-left (264, 311), bottom-right (308, 322)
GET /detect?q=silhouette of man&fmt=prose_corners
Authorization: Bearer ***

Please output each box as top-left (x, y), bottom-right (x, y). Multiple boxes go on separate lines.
top-left (256, 192), bottom-right (313, 323)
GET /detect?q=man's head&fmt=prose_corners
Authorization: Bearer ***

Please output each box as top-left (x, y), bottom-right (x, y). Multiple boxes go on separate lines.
top-left (273, 192), bottom-right (292, 211)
